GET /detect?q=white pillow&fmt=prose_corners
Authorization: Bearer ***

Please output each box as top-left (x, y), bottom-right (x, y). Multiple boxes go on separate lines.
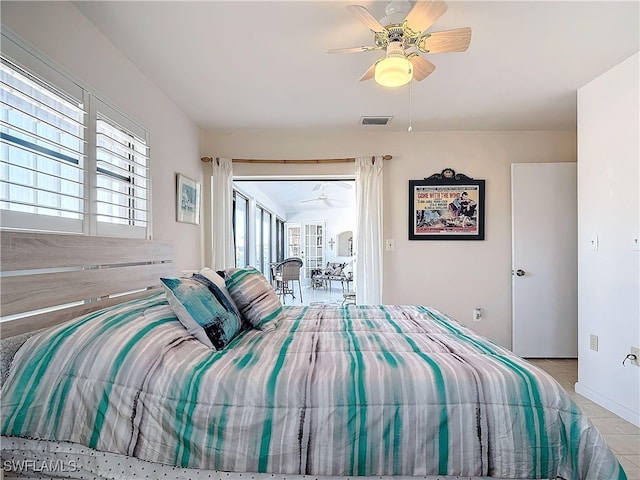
top-left (343, 262), bottom-right (353, 276)
top-left (196, 267), bottom-right (236, 307)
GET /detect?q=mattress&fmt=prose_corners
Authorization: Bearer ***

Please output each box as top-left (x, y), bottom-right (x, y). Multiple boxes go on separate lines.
top-left (0, 293), bottom-right (627, 479)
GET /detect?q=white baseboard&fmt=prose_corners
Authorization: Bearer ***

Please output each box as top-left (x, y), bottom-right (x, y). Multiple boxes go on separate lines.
top-left (575, 382), bottom-right (640, 427)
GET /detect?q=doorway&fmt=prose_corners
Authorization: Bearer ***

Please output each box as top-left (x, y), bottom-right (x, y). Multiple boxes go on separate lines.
top-left (232, 178), bottom-right (356, 304)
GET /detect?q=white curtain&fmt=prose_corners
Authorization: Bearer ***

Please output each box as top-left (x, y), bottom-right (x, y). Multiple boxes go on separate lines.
top-left (354, 156), bottom-right (384, 304)
top-left (210, 157), bottom-right (235, 270)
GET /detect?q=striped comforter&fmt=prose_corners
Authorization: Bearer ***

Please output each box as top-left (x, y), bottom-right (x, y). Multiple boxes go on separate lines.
top-left (1, 293), bottom-right (626, 479)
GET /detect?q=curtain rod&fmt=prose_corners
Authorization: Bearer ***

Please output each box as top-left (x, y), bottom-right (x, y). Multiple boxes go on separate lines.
top-left (201, 155), bottom-right (393, 165)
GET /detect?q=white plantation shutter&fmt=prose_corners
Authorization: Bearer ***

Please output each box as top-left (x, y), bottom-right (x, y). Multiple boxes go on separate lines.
top-left (92, 100), bottom-right (149, 238)
top-left (0, 32), bottom-right (151, 238)
top-left (0, 56), bottom-right (87, 233)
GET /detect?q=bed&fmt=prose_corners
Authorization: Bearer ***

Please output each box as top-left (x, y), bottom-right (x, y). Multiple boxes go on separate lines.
top-left (0, 233), bottom-right (627, 480)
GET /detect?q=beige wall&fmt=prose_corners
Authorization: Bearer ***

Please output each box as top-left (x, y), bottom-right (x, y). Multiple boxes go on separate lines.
top-left (576, 52), bottom-right (639, 426)
top-left (1, 1), bottom-right (205, 273)
top-left (1, 0), bottom-right (580, 350)
top-left (203, 130), bottom-right (576, 347)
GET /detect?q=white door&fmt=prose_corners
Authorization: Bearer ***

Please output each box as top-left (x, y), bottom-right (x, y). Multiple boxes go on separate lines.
top-left (511, 163), bottom-right (577, 357)
top-left (302, 221), bottom-right (325, 281)
top-left (285, 221), bottom-right (326, 284)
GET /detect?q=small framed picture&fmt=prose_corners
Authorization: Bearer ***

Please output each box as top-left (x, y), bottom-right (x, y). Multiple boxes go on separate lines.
top-left (409, 177), bottom-right (485, 240)
top-left (176, 173), bottom-right (201, 225)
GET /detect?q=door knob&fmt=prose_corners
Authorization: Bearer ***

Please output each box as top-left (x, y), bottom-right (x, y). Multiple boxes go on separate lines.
top-left (515, 269), bottom-right (526, 277)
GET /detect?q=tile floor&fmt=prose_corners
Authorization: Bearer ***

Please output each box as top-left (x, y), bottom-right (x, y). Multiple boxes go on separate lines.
top-left (527, 358), bottom-right (640, 479)
top-left (278, 284), bottom-right (348, 306)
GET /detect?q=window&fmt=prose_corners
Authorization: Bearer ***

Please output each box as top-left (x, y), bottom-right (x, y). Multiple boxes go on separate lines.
top-left (92, 101), bottom-right (149, 238)
top-left (254, 206), bottom-right (263, 272)
top-left (232, 187), bottom-right (278, 275)
top-left (275, 217), bottom-right (285, 262)
top-left (0, 33), bottom-right (150, 238)
top-left (233, 190), bottom-right (248, 267)
top-left (1, 56), bottom-right (86, 233)
top-left (253, 205), bottom-right (272, 274)
top-left (262, 209), bottom-right (271, 272)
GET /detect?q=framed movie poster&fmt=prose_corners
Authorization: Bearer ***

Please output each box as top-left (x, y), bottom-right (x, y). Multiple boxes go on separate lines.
top-left (409, 176), bottom-right (485, 240)
top-left (176, 173), bottom-right (201, 225)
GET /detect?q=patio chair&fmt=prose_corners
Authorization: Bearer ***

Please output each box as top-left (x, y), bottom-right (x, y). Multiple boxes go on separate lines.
top-left (273, 257), bottom-right (303, 304)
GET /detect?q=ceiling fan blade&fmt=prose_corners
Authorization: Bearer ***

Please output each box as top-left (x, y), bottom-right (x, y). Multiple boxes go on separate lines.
top-left (405, 1), bottom-right (448, 34)
top-left (327, 45), bottom-right (383, 54)
top-left (346, 5), bottom-right (385, 33)
top-left (313, 183), bottom-right (321, 191)
top-left (337, 181), bottom-right (353, 189)
top-left (301, 198), bottom-right (318, 203)
top-left (418, 27), bottom-right (472, 53)
top-left (323, 199), bottom-right (333, 207)
top-left (359, 61), bottom-right (377, 81)
top-left (409, 54), bottom-right (436, 81)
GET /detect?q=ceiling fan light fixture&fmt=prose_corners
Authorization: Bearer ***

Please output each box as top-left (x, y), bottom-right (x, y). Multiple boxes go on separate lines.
top-left (374, 42), bottom-right (413, 87)
top-left (375, 56), bottom-right (413, 87)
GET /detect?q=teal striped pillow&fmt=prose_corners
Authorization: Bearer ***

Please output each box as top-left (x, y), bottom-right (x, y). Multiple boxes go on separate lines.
top-left (224, 267), bottom-right (284, 331)
top-left (161, 276), bottom-right (242, 349)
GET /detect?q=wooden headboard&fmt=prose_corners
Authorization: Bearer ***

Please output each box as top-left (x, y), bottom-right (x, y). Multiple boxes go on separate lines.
top-left (1, 232), bottom-right (175, 338)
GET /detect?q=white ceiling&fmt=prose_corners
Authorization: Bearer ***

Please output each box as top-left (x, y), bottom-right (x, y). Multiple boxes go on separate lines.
top-left (72, 0), bottom-right (638, 214)
top-left (236, 179), bottom-right (356, 215)
top-left (73, 0), bottom-right (639, 133)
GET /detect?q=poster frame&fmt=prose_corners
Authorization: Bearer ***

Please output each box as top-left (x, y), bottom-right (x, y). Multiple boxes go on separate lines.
top-left (408, 176), bottom-right (485, 241)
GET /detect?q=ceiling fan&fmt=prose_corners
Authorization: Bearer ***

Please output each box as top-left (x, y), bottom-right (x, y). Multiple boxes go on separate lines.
top-left (300, 182), bottom-right (351, 207)
top-left (301, 192), bottom-right (336, 207)
top-left (313, 180), bottom-right (353, 191)
top-left (328, 0), bottom-right (471, 87)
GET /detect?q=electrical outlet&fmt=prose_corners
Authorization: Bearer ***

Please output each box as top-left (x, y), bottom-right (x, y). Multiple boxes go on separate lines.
top-left (473, 308), bottom-right (482, 322)
top-left (630, 346), bottom-right (640, 367)
top-left (590, 334), bottom-right (598, 352)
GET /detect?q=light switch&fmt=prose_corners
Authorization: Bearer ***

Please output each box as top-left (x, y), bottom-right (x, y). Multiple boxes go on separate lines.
top-left (633, 236), bottom-right (640, 251)
top-left (385, 239), bottom-right (395, 251)
top-left (588, 235), bottom-right (598, 251)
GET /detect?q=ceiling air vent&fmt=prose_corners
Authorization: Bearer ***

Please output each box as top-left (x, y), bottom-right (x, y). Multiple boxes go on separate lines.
top-left (360, 116), bottom-right (392, 126)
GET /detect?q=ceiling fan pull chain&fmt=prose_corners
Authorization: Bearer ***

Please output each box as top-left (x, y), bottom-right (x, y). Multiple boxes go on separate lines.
top-left (408, 79), bottom-right (413, 132)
